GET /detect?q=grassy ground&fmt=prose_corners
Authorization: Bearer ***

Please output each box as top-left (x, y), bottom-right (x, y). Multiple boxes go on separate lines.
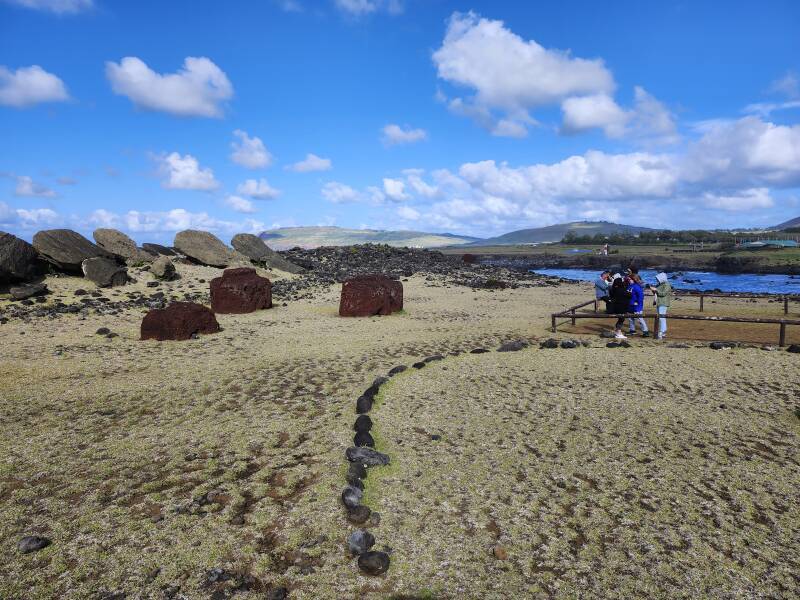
top-left (1, 268), bottom-right (798, 598)
top-left (371, 349), bottom-right (800, 598)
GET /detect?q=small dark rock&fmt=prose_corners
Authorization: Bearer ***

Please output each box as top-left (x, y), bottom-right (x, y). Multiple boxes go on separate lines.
top-left (560, 339), bottom-right (579, 349)
top-left (346, 474), bottom-right (364, 490)
top-left (146, 281), bottom-right (159, 288)
top-left (430, 434), bottom-right (441, 441)
top-left (356, 396), bottom-right (372, 414)
top-left (96, 327), bottom-right (111, 335)
top-left (345, 447), bottom-right (390, 467)
top-left (470, 348), bottom-right (489, 354)
top-left (412, 361), bottom-right (426, 369)
top-left (387, 365), bottom-right (407, 376)
top-left (372, 376), bottom-right (389, 387)
top-left (347, 505), bottom-right (371, 524)
top-left (267, 587), bottom-right (288, 600)
top-left (358, 551), bottom-right (390, 576)
top-left (606, 342), bottom-right (621, 348)
top-left (341, 485), bottom-right (363, 509)
top-left (18, 535), bottom-right (51, 553)
top-left (539, 338), bottom-right (559, 349)
top-left (74, 289), bottom-right (87, 296)
top-left (423, 354), bottom-right (444, 363)
top-left (710, 341), bottom-right (735, 350)
top-left (348, 529), bottom-right (376, 556)
top-left (787, 344), bottom-right (800, 354)
top-left (498, 340), bottom-right (528, 352)
top-left (354, 431), bottom-right (375, 448)
top-left (348, 462), bottom-right (367, 480)
top-left (354, 414), bottom-right (372, 433)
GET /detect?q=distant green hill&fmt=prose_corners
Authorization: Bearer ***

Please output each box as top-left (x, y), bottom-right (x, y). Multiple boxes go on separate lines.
top-left (259, 226), bottom-right (482, 249)
top-left (775, 215), bottom-right (800, 230)
top-left (470, 221), bottom-right (655, 245)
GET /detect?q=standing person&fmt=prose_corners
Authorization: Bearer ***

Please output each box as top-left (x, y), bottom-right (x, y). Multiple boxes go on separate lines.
top-left (594, 270), bottom-right (611, 309)
top-left (651, 272), bottom-right (673, 340)
top-left (609, 274), bottom-right (631, 339)
top-left (627, 274), bottom-right (650, 337)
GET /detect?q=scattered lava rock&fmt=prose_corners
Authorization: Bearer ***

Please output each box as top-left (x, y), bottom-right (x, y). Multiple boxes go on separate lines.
top-left (470, 348), bottom-right (490, 354)
top-left (358, 551), bottom-right (390, 576)
top-left (18, 535), bottom-right (51, 554)
top-left (787, 344), bottom-right (800, 354)
top-left (354, 414), bottom-right (372, 433)
top-left (387, 365), bottom-right (407, 376)
top-left (348, 529), bottom-right (376, 556)
top-left (347, 505), bottom-right (371, 524)
top-left (9, 282), bottom-right (48, 300)
top-left (341, 485), bottom-right (363, 509)
top-left (345, 447), bottom-right (390, 467)
top-left (710, 341), bottom-right (736, 350)
top-left (539, 338), bottom-right (559, 349)
top-left (498, 340), bottom-right (528, 352)
top-left (140, 302), bottom-right (220, 341)
top-left (353, 431), bottom-right (375, 448)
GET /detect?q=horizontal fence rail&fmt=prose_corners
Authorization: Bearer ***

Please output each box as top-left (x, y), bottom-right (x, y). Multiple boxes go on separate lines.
top-left (552, 293), bottom-right (800, 346)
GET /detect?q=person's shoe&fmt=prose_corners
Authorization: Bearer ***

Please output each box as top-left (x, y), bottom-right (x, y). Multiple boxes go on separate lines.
top-left (628, 331), bottom-right (636, 336)
top-left (615, 332), bottom-right (628, 339)
top-left (642, 332), bottom-right (651, 338)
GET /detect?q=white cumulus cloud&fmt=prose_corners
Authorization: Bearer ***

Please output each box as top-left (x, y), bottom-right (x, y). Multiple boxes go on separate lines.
top-left (230, 129), bottom-right (272, 169)
top-left (14, 175), bottom-right (57, 197)
top-left (382, 177), bottom-right (409, 201)
top-left (0, 65), bottom-right (69, 108)
top-left (396, 205), bottom-right (420, 221)
top-left (433, 12), bottom-right (614, 136)
top-left (236, 178), bottom-right (280, 199)
top-left (4, 0), bottom-right (92, 13)
top-left (287, 153), bottom-right (332, 172)
top-left (154, 152), bottom-right (220, 191)
top-left (334, 0), bottom-right (402, 16)
top-left (701, 188), bottom-right (774, 212)
top-left (224, 195), bottom-right (257, 214)
top-left (381, 124), bottom-right (428, 145)
top-left (321, 181), bottom-right (360, 203)
top-left (105, 56), bottom-right (233, 118)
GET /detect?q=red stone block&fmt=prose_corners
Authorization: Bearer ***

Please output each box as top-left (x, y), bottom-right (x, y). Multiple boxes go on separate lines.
top-left (210, 267), bottom-right (272, 314)
top-left (339, 275), bottom-right (403, 317)
top-left (141, 302), bottom-right (220, 341)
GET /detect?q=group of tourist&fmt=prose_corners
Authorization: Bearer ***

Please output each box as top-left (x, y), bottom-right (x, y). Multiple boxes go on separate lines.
top-left (594, 268), bottom-right (673, 340)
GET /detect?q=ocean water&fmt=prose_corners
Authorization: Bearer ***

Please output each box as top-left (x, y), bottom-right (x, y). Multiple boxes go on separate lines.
top-left (533, 268), bottom-right (800, 295)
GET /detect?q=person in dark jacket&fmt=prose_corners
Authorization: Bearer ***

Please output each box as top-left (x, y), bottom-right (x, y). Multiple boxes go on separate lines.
top-left (609, 274), bottom-right (631, 338)
top-left (627, 274), bottom-right (650, 337)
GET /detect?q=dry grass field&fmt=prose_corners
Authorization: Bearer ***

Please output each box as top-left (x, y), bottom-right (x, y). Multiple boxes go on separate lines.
top-left (1, 266), bottom-right (798, 599)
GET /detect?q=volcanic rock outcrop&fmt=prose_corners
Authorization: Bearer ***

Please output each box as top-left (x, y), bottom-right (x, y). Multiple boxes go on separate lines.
top-left (93, 228), bottom-right (153, 265)
top-left (140, 302), bottom-right (220, 341)
top-left (81, 256), bottom-right (128, 288)
top-left (174, 230), bottom-right (239, 267)
top-left (231, 233), bottom-right (305, 274)
top-left (339, 274), bottom-right (403, 317)
top-left (0, 231), bottom-right (44, 283)
top-left (32, 229), bottom-right (111, 273)
top-left (210, 267), bottom-right (272, 314)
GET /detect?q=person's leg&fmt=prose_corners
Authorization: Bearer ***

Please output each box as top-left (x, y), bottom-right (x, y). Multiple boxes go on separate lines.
top-left (628, 316), bottom-right (636, 333)
top-left (638, 313), bottom-right (649, 333)
top-left (658, 306), bottom-right (668, 338)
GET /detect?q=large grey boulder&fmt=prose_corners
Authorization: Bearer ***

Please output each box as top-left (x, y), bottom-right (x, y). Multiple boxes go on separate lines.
top-left (81, 257), bottom-right (128, 288)
top-left (174, 230), bottom-right (239, 267)
top-left (10, 282), bottom-right (48, 300)
top-left (141, 243), bottom-right (176, 257)
top-left (151, 255), bottom-right (177, 280)
top-left (93, 228), bottom-right (153, 265)
top-left (32, 229), bottom-right (111, 273)
top-left (0, 231), bottom-right (44, 282)
top-left (231, 233), bottom-right (305, 274)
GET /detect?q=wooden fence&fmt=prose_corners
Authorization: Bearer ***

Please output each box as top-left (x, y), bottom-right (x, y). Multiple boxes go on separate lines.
top-left (551, 293), bottom-right (800, 346)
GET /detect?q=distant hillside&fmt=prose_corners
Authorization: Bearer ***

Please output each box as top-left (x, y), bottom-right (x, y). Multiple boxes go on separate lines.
top-left (259, 226), bottom-right (482, 249)
top-left (471, 221), bottom-right (655, 245)
top-left (775, 216), bottom-right (800, 229)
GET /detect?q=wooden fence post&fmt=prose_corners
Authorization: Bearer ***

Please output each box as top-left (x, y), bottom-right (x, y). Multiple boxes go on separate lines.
top-left (653, 312), bottom-right (659, 336)
top-left (779, 323), bottom-right (786, 347)
top-left (551, 314), bottom-right (557, 333)
top-left (700, 295), bottom-right (704, 312)
top-left (571, 309), bottom-right (576, 326)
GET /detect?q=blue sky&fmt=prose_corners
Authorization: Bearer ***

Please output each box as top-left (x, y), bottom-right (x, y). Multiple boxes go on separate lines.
top-left (1, 0), bottom-right (799, 243)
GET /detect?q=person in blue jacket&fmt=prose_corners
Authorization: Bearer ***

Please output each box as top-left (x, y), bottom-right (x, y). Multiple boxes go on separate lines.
top-left (627, 273), bottom-right (650, 337)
